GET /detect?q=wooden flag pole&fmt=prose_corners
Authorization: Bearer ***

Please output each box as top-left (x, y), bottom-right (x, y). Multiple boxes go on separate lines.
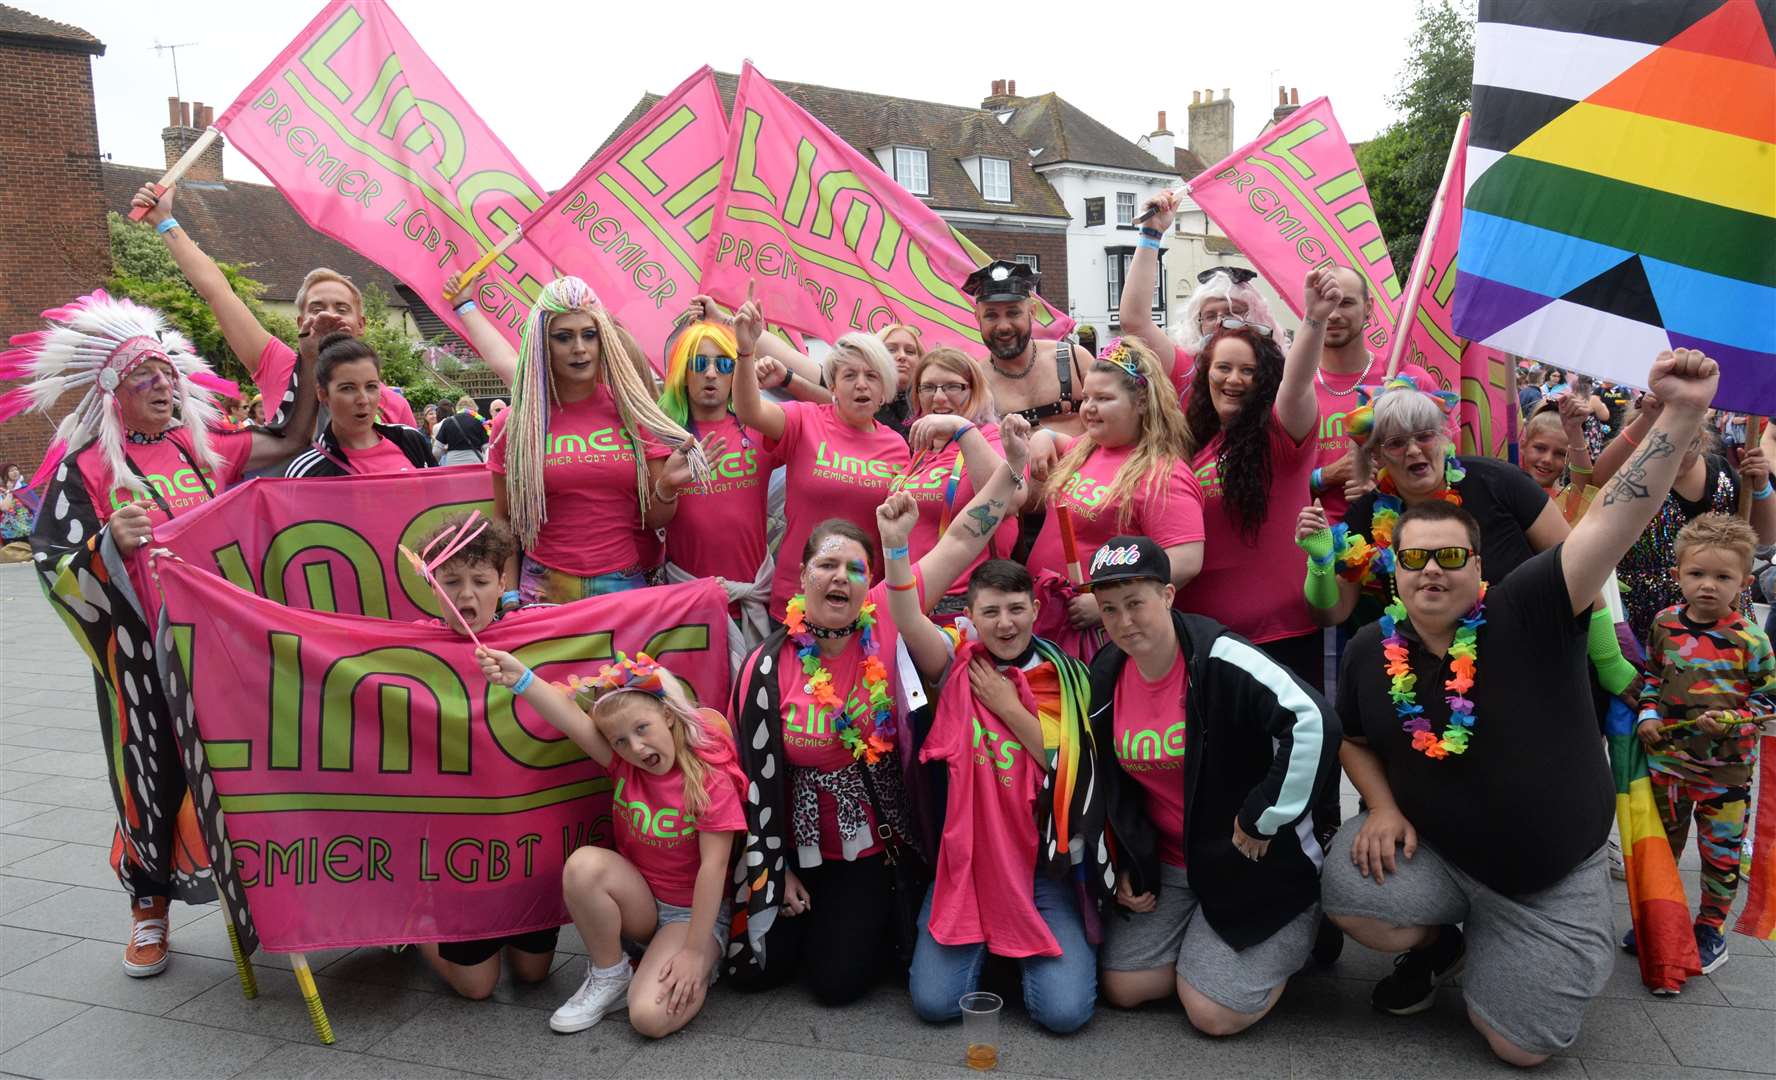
top-left (1740, 416), bottom-right (1766, 520)
top-left (442, 228), bottom-right (523, 303)
top-left (126, 128), bottom-right (221, 222)
top-left (1384, 112), bottom-right (1471, 379)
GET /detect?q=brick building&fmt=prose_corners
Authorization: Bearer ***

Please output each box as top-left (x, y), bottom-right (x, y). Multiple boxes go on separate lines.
top-left (0, 6), bottom-right (107, 472)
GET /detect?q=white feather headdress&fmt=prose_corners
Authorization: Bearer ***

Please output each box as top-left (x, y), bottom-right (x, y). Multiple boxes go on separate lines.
top-left (0, 290), bottom-right (239, 494)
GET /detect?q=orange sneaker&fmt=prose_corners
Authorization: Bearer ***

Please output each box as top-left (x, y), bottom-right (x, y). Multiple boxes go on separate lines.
top-left (123, 896), bottom-right (170, 977)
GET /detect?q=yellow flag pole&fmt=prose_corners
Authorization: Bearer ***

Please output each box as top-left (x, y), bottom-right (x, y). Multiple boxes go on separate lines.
top-left (442, 228), bottom-right (523, 303)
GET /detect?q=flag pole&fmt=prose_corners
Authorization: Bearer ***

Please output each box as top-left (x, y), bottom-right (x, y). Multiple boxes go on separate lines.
top-left (442, 228), bottom-right (523, 303)
top-left (126, 127), bottom-right (221, 222)
top-left (1740, 416), bottom-right (1766, 519)
top-left (1385, 112), bottom-right (1470, 379)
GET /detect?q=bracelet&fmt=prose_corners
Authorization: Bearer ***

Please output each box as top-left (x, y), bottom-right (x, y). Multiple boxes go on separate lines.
top-left (1755, 481), bottom-right (1774, 501)
top-left (454, 298), bottom-right (477, 315)
top-left (1137, 236), bottom-right (1162, 252)
top-left (510, 668), bottom-right (535, 695)
top-left (499, 589), bottom-right (522, 611)
top-left (1568, 463), bottom-right (1593, 475)
top-left (884, 544), bottom-right (910, 562)
top-left (948, 422), bottom-right (974, 446)
top-left (887, 580), bottom-right (918, 593)
top-left (652, 478), bottom-right (680, 504)
top-left (1139, 226), bottom-right (1164, 240)
top-left (156, 217), bottom-right (180, 235)
top-left (1620, 426), bottom-right (1642, 448)
top-left (778, 368), bottom-right (795, 390)
top-left (1312, 468), bottom-right (1325, 493)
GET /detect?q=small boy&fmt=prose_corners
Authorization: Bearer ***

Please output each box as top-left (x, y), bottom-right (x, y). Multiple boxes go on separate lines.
top-left (1635, 512), bottom-right (1775, 976)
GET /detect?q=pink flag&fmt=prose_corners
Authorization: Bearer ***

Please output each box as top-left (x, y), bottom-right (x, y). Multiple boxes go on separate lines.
top-left (214, 0), bottom-right (556, 371)
top-left (701, 64), bottom-right (1072, 350)
top-left (1188, 98), bottom-right (1402, 359)
top-left (1398, 118), bottom-right (1519, 459)
top-left (520, 68), bottom-right (729, 368)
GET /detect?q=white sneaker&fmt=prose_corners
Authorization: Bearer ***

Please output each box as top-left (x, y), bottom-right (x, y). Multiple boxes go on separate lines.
top-left (549, 963), bottom-right (631, 1034)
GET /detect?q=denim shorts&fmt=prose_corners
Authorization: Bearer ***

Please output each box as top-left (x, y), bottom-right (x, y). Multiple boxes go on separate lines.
top-left (622, 899), bottom-right (731, 979)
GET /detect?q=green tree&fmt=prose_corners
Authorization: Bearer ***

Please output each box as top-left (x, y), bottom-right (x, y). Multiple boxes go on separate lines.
top-left (1357, 0), bottom-right (1475, 271)
top-left (354, 283), bottom-right (452, 410)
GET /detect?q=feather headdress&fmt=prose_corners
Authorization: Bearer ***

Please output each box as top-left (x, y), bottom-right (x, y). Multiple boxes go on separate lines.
top-left (0, 290), bottom-right (239, 492)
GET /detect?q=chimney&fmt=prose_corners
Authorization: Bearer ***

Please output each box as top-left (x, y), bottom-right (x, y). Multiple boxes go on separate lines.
top-left (1007, 79), bottom-right (1016, 96)
top-left (982, 76), bottom-right (1020, 112)
top-left (1273, 86), bottom-right (1302, 126)
top-left (161, 96), bottom-right (224, 181)
top-left (1188, 87), bottom-right (1234, 166)
top-left (1192, 90), bottom-right (1201, 105)
top-left (1145, 108), bottom-right (1175, 168)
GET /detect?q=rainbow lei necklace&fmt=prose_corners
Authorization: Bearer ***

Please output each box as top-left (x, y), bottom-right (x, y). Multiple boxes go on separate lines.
top-left (784, 595), bottom-right (895, 763)
top-left (1379, 588), bottom-right (1485, 759)
top-left (1334, 457), bottom-right (1466, 595)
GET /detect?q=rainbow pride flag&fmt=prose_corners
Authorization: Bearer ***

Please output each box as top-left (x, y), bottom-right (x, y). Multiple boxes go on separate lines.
top-left (1454, 0), bottom-right (1775, 412)
top-left (1605, 700), bottom-right (1702, 992)
top-left (1732, 734), bottom-right (1776, 939)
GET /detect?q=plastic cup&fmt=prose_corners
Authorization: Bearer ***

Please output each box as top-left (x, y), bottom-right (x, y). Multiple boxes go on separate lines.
top-left (960, 991), bottom-right (1003, 1071)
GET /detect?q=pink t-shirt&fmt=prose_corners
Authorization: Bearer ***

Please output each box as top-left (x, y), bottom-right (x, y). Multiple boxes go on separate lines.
top-left (1043, 442), bottom-right (1205, 573)
top-left (764, 402), bottom-right (909, 618)
top-left (610, 716), bottom-right (749, 906)
top-left (256, 338), bottom-right (298, 426)
top-left (665, 413), bottom-right (775, 583)
top-left (344, 435), bottom-right (419, 475)
top-left (1174, 408), bottom-right (1318, 642)
top-left (377, 389), bottom-right (416, 428)
top-left (774, 576), bottom-right (917, 861)
top-left (81, 429), bottom-right (254, 527)
top-left (1314, 358), bottom-right (1433, 522)
top-left (904, 422), bottom-right (1017, 596)
top-left (487, 387), bottom-right (670, 577)
top-left (920, 640), bottom-right (1058, 957)
top-left (1114, 655), bottom-right (1189, 867)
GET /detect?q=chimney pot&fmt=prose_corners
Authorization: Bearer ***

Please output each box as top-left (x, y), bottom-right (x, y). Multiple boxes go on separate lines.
top-left (1222, 88), bottom-right (1231, 101)
top-left (1191, 90), bottom-right (1201, 105)
top-left (1278, 86), bottom-right (1286, 105)
top-left (1290, 87), bottom-right (1299, 105)
top-left (167, 97), bottom-right (180, 126)
top-left (179, 101), bottom-right (191, 127)
top-left (1157, 110), bottom-right (1167, 130)
top-left (1007, 79), bottom-right (1016, 95)
top-left (992, 79), bottom-right (1005, 96)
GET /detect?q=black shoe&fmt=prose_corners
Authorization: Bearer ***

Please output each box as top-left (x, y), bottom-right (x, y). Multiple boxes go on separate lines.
top-left (1371, 925), bottom-right (1465, 1015)
top-left (1312, 913), bottom-right (1345, 966)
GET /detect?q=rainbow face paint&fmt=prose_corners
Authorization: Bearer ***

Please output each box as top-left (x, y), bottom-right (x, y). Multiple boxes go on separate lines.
top-left (846, 559), bottom-right (868, 585)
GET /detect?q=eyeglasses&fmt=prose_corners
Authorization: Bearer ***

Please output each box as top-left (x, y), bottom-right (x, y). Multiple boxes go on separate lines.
top-left (1198, 266), bottom-right (1258, 285)
top-left (1396, 546), bottom-right (1474, 572)
top-left (1377, 429), bottom-right (1444, 455)
top-left (917, 381), bottom-right (970, 399)
top-left (690, 354), bottom-right (735, 375)
top-left (1199, 316), bottom-right (1273, 337)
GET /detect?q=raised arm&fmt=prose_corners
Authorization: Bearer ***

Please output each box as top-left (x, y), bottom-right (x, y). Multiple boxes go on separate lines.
top-left (1591, 394), bottom-right (1660, 486)
top-left (241, 315), bottom-right (323, 471)
top-left (1278, 270), bottom-right (1332, 442)
top-left (911, 414), bottom-right (1031, 595)
top-left (876, 492), bottom-right (951, 680)
top-left (476, 647), bottom-right (612, 767)
top-left (729, 284), bottom-right (787, 441)
top-left (1562, 350), bottom-right (1718, 613)
top-left (449, 297), bottom-right (519, 385)
top-left (131, 184), bottom-right (272, 367)
top-left (1119, 191), bottom-right (1180, 366)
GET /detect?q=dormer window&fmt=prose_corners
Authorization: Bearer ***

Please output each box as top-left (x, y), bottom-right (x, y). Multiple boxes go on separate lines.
top-left (894, 147), bottom-right (930, 196)
top-left (981, 157), bottom-right (1011, 202)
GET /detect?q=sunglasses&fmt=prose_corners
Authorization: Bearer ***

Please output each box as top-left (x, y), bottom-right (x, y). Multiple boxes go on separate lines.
top-left (1396, 546), bottom-right (1474, 571)
top-left (1201, 316), bottom-right (1273, 337)
top-left (690, 354), bottom-right (736, 375)
top-left (1378, 429), bottom-right (1444, 455)
top-left (1198, 265), bottom-right (1258, 285)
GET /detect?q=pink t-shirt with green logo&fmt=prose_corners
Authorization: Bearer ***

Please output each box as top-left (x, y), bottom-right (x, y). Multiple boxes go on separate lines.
top-left (763, 402), bottom-right (909, 618)
top-left (1044, 442), bottom-right (1205, 573)
top-left (903, 422), bottom-right (1017, 597)
top-left (1174, 409), bottom-right (1318, 643)
top-left (665, 413), bottom-right (776, 583)
top-left (1114, 656), bottom-right (1189, 867)
top-left (487, 387), bottom-right (670, 577)
top-left (80, 428), bottom-right (254, 527)
top-left (1314, 359), bottom-right (1433, 523)
top-left (610, 716), bottom-right (749, 906)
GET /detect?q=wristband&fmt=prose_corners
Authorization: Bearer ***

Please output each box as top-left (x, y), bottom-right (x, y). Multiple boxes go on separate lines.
top-left (1568, 463), bottom-right (1593, 475)
top-left (1755, 481), bottom-right (1774, 501)
top-left (1620, 426), bottom-right (1642, 448)
top-left (652, 478), bottom-right (680, 504)
top-left (1137, 236), bottom-right (1162, 251)
top-left (510, 668), bottom-right (535, 695)
top-left (887, 580), bottom-right (918, 593)
top-left (499, 589), bottom-right (522, 611)
top-left (884, 544), bottom-right (910, 562)
top-left (156, 217), bottom-right (180, 235)
top-left (778, 368), bottom-right (795, 390)
top-left (1312, 468), bottom-right (1324, 493)
top-left (948, 422), bottom-right (974, 446)
top-left (454, 298), bottom-right (477, 315)
top-left (1139, 226), bottom-right (1164, 240)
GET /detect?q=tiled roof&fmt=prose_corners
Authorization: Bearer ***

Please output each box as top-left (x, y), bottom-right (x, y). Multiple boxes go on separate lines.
top-left (1003, 94), bottom-right (1180, 176)
top-left (101, 163), bottom-right (407, 305)
top-left (1175, 147), bottom-right (1210, 181)
top-left (591, 73), bottom-right (1070, 220)
top-left (0, 4), bottom-right (102, 54)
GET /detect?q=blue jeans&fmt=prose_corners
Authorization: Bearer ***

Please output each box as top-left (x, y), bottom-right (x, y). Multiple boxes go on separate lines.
top-left (909, 873), bottom-right (1097, 1034)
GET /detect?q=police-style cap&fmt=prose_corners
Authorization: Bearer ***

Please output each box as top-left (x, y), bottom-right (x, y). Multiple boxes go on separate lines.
top-left (1087, 535), bottom-right (1170, 590)
top-left (962, 259), bottom-right (1038, 302)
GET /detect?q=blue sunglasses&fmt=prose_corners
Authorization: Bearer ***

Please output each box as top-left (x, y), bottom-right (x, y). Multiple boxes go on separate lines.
top-left (691, 354), bottom-right (736, 375)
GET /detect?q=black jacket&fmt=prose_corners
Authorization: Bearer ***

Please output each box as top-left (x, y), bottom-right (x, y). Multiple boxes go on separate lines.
top-left (1089, 609), bottom-right (1340, 949)
top-left (284, 423), bottom-right (436, 477)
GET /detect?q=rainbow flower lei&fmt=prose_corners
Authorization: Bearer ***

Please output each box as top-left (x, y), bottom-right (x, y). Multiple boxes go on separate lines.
top-left (1334, 456), bottom-right (1467, 595)
top-left (1379, 587), bottom-right (1486, 759)
top-left (784, 595), bottom-right (895, 763)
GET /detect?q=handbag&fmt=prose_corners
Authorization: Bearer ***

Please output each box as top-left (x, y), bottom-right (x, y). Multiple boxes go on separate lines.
top-left (855, 759), bottom-right (930, 969)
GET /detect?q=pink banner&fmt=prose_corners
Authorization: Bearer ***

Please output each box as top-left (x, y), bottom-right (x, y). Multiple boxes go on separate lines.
top-left (214, 1), bottom-right (556, 361)
top-left (701, 64), bottom-right (1072, 350)
top-left (520, 68), bottom-right (729, 367)
top-left (1398, 118), bottom-right (1518, 460)
top-left (1187, 98), bottom-right (1402, 359)
top-left (144, 470), bottom-right (732, 951)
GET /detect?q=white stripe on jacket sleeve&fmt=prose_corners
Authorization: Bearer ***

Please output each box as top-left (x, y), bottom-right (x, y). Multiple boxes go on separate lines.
top-left (1208, 635), bottom-right (1324, 837)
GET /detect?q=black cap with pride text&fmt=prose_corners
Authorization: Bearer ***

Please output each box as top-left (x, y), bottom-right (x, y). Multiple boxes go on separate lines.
top-left (1087, 535), bottom-right (1169, 590)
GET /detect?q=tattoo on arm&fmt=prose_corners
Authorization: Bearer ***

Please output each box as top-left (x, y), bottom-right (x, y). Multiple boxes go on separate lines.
top-left (1600, 430), bottom-right (1675, 507)
top-left (965, 499), bottom-right (1006, 537)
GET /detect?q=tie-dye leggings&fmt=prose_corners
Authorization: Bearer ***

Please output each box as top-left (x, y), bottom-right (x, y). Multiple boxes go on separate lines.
top-left (1651, 769), bottom-right (1751, 931)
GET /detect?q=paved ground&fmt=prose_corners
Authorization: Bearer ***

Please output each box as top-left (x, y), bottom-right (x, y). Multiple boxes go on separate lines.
top-left (0, 561), bottom-right (1772, 1079)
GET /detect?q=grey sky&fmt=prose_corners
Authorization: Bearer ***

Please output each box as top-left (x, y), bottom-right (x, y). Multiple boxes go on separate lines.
top-left (33, 0), bottom-right (1422, 192)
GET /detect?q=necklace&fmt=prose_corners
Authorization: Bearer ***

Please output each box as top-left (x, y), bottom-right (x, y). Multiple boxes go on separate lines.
top-left (126, 429), bottom-right (174, 445)
top-left (1316, 353), bottom-right (1376, 396)
top-left (1334, 457), bottom-right (1465, 595)
top-left (784, 595), bottom-right (895, 762)
top-left (1380, 589), bottom-right (1485, 759)
top-left (990, 352), bottom-right (1035, 380)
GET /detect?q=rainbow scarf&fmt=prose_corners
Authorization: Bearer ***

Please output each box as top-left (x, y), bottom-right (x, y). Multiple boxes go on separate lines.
top-left (1605, 698), bottom-right (1703, 990)
top-left (1734, 732), bottom-right (1776, 940)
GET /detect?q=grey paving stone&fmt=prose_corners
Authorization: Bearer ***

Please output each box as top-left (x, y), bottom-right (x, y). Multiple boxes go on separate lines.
top-left (0, 726), bottom-right (98, 753)
top-left (1705, 952), bottom-right (1774, 1010)
top-left (0, 805), bottom-right (116, 847)
top-left (0, 799), bottom-right (54, 827)
top-left (169, 966), bottom-right (437, 1052)
top-left (2, 841), bottom-right (126, 891)
top-left (365, 994), bottom-right (642, 1078)
top-left (0, 924), bottom-right (78, 977)
top-left (0, 875), bottom-right (66, 916)
top-left (0, 883), bottom-right (135, 941)
top-left (0, 748), bottom-right (47, 771)
top-left (1582, 1061), bottom-right (1776, 1080)
top-left (1727, 929), bottom-right (1773, 958)
top-left (0, 988), bottom-right (87, 1054)
top-left (618, 1030), bottom-right (1046, 1079)
top-left (1, 749), bottom-right (106, 779)
top-left (15, 706), bottom-right (102, 731)
top-left (0, 771), bottom-right (46, 795)
top-left (0, 723), bottom-right (41, 745)
top-left (315, 946), bottom-right (449, 992)
top-left (170, 910), bottom-right (343, 973)
top-left (0, 1004), bottom-right (279, 1079)
top-left (1290, 1035), bottom-right (1587, 1078)
top-left (1556, 997), bottom-right (1678, 1065)
top-left (0, 833), bottom-right (58, 868)
top-left (229, 1043), bottom-right (498, 1079)
top-left (1643, 999), bottom-right (1776, 1073)
top-left (0, 936), bottom-right (236, 1016)
top-left (1598, 946), bottom-right (1730, 1006)
top-left (4, 775), bottom-right (115, 810)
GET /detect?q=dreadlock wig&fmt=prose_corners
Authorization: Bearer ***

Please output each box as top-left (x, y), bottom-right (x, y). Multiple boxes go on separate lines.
top-left (0, 290), bottom-right (237, 491)
top-left (500, 276), bottom-right (708, 552)
top-left (658, 320), bottom-right (739, 427)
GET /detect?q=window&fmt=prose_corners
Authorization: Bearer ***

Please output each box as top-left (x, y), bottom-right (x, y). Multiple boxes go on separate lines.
top-left (1014, 253), bottom-right (1040, 272)
top-left (981, 157), bottom-right (1011, 202)
top-left (1106, 246), bottom-right (1166, 317)
top-left (1115, 192), bottom-right (1137, 226)
top-left (1085, 197), bottom-right (1105, 227)
top-left (894, 147), bottom-right (929, 195)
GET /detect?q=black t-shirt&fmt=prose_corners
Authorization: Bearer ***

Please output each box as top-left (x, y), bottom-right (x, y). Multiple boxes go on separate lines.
top-left (434, 412), bottom-right (488, 454)
top-left (1337, 545), bottom-right (1611, 896)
